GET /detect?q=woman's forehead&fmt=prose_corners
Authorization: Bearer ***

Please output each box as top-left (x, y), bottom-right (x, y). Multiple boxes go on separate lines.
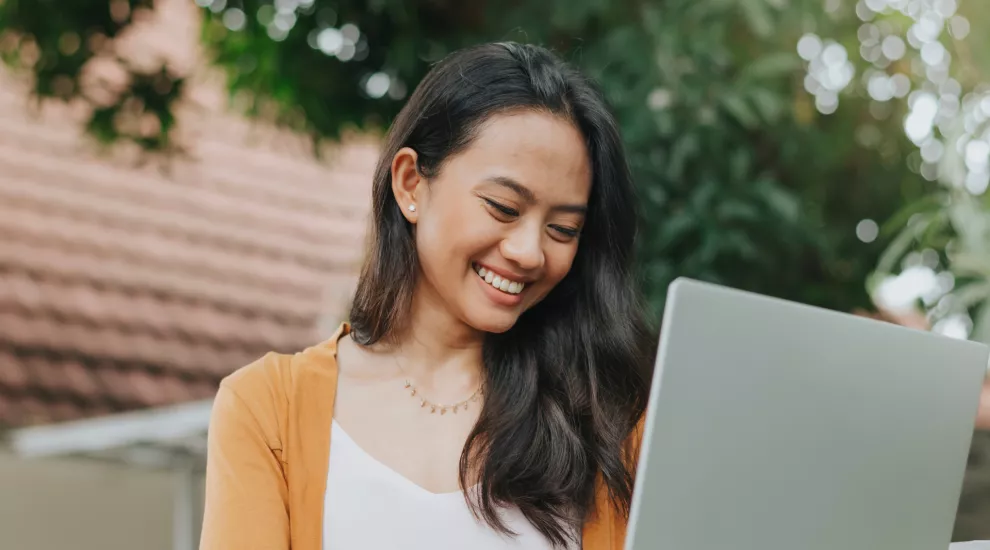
top-left (452, 112), bottom-right (592, 198)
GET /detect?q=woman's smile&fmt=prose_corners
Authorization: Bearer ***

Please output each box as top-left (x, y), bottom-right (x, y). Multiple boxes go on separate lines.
top-left (473, 262), bottom-right (526, 307)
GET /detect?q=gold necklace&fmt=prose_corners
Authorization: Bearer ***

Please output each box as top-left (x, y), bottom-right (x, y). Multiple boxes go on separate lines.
top-left (393, 354), bottom-right (483, 415)
top-left (402, 379), bottom-right (482, 415)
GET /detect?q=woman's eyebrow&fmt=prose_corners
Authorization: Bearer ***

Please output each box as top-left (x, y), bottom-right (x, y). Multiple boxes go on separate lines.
top-left (484, 175), bottom-right (587, 214)
top-left (485, 175), bottom-right (536, 202)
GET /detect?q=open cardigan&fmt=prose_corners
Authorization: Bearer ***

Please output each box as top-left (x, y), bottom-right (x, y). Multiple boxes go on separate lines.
top-left (199, 323), bottom-right (635, 550)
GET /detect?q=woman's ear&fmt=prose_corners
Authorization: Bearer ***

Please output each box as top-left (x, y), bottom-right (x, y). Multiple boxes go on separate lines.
top-left (391, 147), bottom-right (422, 223)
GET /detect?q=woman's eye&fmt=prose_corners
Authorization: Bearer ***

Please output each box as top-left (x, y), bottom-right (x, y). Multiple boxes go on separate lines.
top-left (550, 225), bottom-right (580, 240)
top-left (484, 199), bottom-right (519, 218)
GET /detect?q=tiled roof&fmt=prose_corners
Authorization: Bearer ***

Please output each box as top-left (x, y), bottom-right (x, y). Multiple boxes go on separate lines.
top-left (0, 69), bottom-right (378, 428)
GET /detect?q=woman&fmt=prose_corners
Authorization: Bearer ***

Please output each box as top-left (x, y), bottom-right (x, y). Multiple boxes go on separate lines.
top-left (200, 42), bottom-right (654, 550)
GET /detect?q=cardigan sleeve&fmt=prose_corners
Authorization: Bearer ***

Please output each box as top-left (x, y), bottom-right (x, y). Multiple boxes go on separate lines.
top-left (199, 381), bottom-right (290, 550)
top-left (614, 414), bottom-right (647, 547)
top-left (583, 413), bottom-right (647, 549)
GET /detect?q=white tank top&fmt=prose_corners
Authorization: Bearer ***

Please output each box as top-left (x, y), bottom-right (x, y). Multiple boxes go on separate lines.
top-left (323, 420), bottom-right (575, 549)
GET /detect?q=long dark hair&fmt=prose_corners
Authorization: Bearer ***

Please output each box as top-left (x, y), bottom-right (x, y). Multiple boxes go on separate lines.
top-left (349, 42), bottom-right (654, 547)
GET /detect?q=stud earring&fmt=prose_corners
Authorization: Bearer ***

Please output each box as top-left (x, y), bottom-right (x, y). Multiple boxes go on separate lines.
top-left (408, 204), bottom-right (416, 212)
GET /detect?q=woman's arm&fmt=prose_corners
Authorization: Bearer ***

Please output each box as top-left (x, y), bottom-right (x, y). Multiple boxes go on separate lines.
top-left (199, 383), bottom-right (290, 550)
top-left (977, 380), bottom-right (990, 431)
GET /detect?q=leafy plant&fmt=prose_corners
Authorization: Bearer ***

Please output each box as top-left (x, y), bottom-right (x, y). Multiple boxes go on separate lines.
top-left (854, 0), bottom-right (990, 343)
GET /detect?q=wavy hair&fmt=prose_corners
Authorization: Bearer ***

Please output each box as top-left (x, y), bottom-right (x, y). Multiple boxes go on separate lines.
top-left (348, 42), bottom-right (654, 547)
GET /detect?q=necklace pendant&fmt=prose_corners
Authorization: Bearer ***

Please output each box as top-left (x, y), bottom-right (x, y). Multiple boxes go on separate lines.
top-left (399, 372), bottom-right (481, 417)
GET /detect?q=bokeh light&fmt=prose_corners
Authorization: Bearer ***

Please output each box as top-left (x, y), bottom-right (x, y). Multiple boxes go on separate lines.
top-left (799, 35), bottom-right (855, 114)
top-left (856, 219), bottom-right (880, 243)
top-left (824, 0), bottom-right (990, 338)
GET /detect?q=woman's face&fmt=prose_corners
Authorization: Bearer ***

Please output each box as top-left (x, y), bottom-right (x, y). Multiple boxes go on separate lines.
top-left (397, 111), bottom-right (592, 334)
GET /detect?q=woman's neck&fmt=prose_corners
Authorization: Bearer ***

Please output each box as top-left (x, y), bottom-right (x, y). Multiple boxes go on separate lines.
top-left (387, 285), bottom-right (485, 397)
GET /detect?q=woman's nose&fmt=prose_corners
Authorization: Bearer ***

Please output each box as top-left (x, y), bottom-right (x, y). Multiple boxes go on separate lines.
top-left (499, 223), bottom-right (545, 272)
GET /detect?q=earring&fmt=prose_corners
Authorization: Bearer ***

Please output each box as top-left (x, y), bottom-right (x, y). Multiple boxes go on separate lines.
top-left (408, 204), bottom-right (416, 212)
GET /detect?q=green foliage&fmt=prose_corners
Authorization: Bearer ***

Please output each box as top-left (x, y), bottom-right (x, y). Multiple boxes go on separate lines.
top-left (0, 0), bottom-right (184, 151)
top-left (862, 1), bottom-right (990, 343)
top-left (874, 132), bottom-right (990, 343)
top-left (0, 0), bottom-right (937, 315)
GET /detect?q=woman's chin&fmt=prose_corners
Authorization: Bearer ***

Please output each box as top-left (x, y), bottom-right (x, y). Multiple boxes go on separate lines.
top-left (465, 310), bottom-right (520, 334)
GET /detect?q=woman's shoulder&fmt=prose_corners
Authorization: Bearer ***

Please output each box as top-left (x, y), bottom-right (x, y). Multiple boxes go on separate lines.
top-left (218, 323), bottom-right (348, 408)
top-left (206, 326), bottom-right (346, 461)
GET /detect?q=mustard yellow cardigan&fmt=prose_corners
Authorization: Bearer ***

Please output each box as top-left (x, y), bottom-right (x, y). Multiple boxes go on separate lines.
top-left (199, 323), bottom-right (633, 550)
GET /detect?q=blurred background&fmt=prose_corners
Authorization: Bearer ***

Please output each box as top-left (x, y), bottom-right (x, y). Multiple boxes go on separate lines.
top-left (0, 0), bottom-right (988, 548)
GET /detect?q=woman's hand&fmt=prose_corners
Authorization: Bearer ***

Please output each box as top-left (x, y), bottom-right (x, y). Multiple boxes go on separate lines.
top-left (976, 380), bottom-right (990, 431)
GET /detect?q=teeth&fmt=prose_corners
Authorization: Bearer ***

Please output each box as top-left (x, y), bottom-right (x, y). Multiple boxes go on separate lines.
top-left (474, 264), bottom-right (525, 295)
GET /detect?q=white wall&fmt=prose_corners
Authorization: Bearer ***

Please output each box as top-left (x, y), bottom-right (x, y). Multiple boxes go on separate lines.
top-left (0, 451), bottom-right (202, 550)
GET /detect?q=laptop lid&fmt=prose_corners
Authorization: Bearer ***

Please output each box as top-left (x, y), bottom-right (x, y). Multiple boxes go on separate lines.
top-left (626, 278), bottom-right (988, 550)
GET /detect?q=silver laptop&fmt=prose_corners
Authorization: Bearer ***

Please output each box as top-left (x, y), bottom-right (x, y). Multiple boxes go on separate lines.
top-left (626, 278), bottom-right (988, 550)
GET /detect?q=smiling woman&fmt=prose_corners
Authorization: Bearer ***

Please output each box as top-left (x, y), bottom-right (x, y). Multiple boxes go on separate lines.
top-left (200, 42), bottom-right (654, 550)
top-left (390, 110), bottom-right (592, 333)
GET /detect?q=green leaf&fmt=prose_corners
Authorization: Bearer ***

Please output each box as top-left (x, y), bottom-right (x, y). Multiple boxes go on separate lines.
top-left (729, 148), bottom-right (752, 181)
top-left (879, 194), bottom-right (946, 238)
top-left (690, 178), bottom-right (721, 211)
top-left (724, 230), bottom-right (760, 260)
top-left (969, 301), bottom-right (990, 345)
top-left (656, 210), bottom-right (697, 249)
top-left (717, 199), bottom-right (761, 222)
top-left (665, 133), bottom-right (700, 181)
top-left (739, 0), bottom-right (775, 38)
top-left (952, 282), bottom-right (990, 311)
top-left (738, 52), bottom-right (801, 82)
top-left (755, 179), bottom-right (801, 223)
top-left (750, 87), bottom-right (784, 123)
top-left (949, 252), bottom-right (990, 279)
top-left (875, 212), bottom-right (939, 275)
top-left (720, 93), bottom-right (759, 128)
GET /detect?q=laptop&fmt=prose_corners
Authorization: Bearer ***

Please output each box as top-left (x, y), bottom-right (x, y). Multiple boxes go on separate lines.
top-left (626, 278), bottom-right (989, 550)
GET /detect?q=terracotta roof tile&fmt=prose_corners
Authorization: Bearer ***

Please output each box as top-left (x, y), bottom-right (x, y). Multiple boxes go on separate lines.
top-left (0, 183), bottom-right (359, 294)
top-left (0, 272), bottom-right (315, 352)
top-left (0, 350), bottom-right (30, 391)
top-left (155, 372), bottom-right (196, 404)
top-left (0, 63), bottom-right (374, 427)
top-left (187, 378), bottom-right (221, 401)
top-left (18, 395), bottom-right (54, 426)
top-left (122, 370), bottom-right (173, 408)
top-left (61, 359), bottom-right (103, 400)
top-left (23, 355), bottom-right (69, 394)
top-left (0, 238), bottom-right (323, 320)
top-left (48, 400), bottom-right (84, 423)
top-left (0, 395), bottom-right (14, 428)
